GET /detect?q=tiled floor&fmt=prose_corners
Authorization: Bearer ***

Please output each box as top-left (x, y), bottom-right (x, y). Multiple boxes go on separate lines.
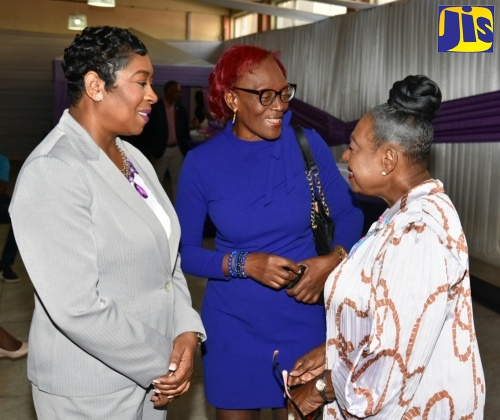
top-left (0, 227), bottom-right (499, 419)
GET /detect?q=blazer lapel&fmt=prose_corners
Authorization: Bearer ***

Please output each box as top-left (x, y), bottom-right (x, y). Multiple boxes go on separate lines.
top-left (120, 140), bottom-right (181, 269)
top-left (60, 111), bottom-right (173, 274)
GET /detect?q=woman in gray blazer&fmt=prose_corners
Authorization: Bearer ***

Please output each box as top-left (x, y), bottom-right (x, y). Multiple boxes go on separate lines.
top-left (9, 26), bottom-right (205, 419)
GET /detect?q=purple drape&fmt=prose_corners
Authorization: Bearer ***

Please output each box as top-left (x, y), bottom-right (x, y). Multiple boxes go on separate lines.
top-left (54, 57), bottom-right (499, 146)
top-left (289, 89), bottom-right (500, 146)
top-left (289, 99), bottom-right (347, 146)
top-left (433, 90), bottom-right (500, 143)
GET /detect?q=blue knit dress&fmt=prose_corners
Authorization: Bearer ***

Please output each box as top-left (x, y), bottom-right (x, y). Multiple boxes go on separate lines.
top-left (175, 112), bottom-right (364, 409)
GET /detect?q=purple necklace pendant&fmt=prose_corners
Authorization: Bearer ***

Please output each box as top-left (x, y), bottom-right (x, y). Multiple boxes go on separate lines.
top-left (125, 159), bottom-right (148, 199)
top-left (133, 182), bottom-right (148, 199)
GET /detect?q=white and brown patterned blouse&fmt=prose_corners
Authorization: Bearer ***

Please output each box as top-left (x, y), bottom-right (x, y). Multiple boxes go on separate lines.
top-left (324, 179), bottom-right (485, 419)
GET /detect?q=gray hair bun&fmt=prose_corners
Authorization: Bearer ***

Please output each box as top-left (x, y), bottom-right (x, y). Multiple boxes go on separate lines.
top-left (388, 75), bottom-right (442, 122)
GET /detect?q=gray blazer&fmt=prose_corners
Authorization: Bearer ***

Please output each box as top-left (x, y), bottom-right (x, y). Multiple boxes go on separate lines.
top-left (10, 110), bottom-right (205, 397)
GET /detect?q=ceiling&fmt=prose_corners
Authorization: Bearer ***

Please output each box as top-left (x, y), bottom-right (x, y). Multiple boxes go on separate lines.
top-left (56, 0), bottom-right (378, 23)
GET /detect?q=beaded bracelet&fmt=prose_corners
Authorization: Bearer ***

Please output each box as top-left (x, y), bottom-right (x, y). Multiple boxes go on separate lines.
top-left (236, 251), bottom-right (248, 279)
top-left (228, 250), bottom-right (239, 277)
top-left (228, 250), bottom-right (248, 278)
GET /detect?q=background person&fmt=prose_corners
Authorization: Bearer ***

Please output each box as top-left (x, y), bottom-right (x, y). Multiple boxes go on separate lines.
top-left (287, 75), bottom-right (485, 419)
top-left (174, 44), bottom-right (364, 420)
top-left (10, 26), bottom-right (205, 419)
top-left (141, 80), bottom-right (191, 202)
top-left (191, 89), bottom-right (208, 129)
top-left (0, 325), bottom-right (28, 359)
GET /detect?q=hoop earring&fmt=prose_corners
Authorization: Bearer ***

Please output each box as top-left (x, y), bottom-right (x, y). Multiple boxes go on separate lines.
top-left (232, 111), bottom-right (236, 124)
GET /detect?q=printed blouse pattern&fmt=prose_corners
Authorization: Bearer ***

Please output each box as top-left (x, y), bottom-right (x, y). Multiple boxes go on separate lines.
top-left (324, 179), bottom-right (485, 419)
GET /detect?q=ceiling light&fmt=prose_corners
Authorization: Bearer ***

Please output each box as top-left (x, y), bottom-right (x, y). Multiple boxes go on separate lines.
top-left (87, 0), bottom-right (115, 7)
top-left (68, 14), bottom-right (87, 31)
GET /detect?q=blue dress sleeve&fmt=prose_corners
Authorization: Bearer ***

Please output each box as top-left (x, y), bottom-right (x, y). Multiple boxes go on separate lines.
top-left (305, 128), bottom-right (364, 251)
top-left (175, 149), bottom-right (227, 279)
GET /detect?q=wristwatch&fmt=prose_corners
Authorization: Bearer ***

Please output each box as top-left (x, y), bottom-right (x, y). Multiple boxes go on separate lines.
top-left (315, 370), bottom-right (335, 403)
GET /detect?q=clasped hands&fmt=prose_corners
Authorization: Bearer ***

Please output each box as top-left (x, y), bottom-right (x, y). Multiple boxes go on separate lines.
top-left (150, 332), bottom-right (199, 408)
top-left (243, 252), bottom-right (336, 304)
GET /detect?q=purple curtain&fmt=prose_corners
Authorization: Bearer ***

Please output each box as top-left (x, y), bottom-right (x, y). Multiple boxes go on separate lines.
top-left (53, 60), bottom-right (69, 125)
top-left (289, 89), bottom-right (500, 146)
top-left (433, 90), bottom-right (500, 143)
top-left (54, 58), bottom-right (499, 146)
top-left (288, 99), bottom-right (347, 146)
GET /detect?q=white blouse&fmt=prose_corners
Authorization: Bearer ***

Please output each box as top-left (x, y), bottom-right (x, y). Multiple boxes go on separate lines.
top-left (131, 171), bottom-right (171, 239)
top-left (324, 180), bottom-right (485, 419)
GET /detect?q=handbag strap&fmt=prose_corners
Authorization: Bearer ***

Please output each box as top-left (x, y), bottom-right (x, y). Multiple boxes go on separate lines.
top-left (293, 126), bottom-right (331, 219)
top-left (293, 125), bottom-right (317, 173)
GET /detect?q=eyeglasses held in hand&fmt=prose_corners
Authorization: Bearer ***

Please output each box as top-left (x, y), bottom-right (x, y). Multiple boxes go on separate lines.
top-left (273, 350), bottom-right (321, 420)
top-left (233, 84), bottom-right (297, 106)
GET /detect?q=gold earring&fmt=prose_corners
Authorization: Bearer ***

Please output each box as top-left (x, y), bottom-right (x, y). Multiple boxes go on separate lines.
top-left (382, 171), bottom-right (387, 176)
top-left (232, 111), bottom-right (236, 124)
top-left (96, 92), bottom-right (103, 101)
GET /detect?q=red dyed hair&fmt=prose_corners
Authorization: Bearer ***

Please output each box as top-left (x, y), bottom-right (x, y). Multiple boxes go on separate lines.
top-left (208, 44), bottom-right (287, 121)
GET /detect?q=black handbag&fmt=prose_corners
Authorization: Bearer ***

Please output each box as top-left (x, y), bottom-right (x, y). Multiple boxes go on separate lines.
top-left (293, 126), bottom-right (335, 256)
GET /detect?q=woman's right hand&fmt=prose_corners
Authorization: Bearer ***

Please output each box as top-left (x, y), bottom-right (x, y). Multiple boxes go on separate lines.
top-left (239, 252), bottom-right (301, 289)
top-left (288, 343), bottom-right (326, 387)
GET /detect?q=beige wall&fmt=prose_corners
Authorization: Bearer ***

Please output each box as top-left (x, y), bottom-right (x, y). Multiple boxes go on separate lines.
top-left (190, 13), bottom-right (223, 41)
top-left (0, 1), bottom-right (227, 160)
top-left (0, 0), bottom-right (226, 41)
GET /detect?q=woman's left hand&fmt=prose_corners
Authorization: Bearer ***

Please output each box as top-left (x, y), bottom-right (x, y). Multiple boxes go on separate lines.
top-left (150, 332), bottom-right (199, 407)
top-left (286, 254), bottom-right (339, 303)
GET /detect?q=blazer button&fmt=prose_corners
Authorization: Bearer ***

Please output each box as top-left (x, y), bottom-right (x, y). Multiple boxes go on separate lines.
top-left (164, 281), bottom-right (173, 292)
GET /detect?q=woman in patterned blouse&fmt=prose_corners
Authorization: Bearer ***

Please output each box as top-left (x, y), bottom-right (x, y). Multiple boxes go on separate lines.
top-left (286, 75), bottom-right (485, 419)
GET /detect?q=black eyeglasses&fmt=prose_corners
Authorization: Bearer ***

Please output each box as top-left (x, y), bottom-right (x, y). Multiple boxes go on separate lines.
top-left (233, 83), bottom-right (297, 106)
top-left (273, 350), bottom-right (322, 420)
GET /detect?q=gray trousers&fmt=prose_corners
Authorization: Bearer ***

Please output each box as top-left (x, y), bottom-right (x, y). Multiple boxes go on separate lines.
top-left (151, 145), bottom-right (184, 203)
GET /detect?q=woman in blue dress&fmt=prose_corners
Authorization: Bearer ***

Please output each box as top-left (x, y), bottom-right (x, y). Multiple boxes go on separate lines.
top-left (175, 45), bottom-right (364, 420)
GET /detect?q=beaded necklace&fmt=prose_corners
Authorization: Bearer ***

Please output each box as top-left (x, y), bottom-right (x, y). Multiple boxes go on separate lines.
top-left (116, 143), bottom-right (148, 199)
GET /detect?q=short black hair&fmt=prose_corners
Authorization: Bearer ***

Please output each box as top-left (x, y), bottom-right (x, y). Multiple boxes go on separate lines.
top-left (164, 80), bottom-right (180, 93)
top-left (62, 26), bottom-right (148, 105)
